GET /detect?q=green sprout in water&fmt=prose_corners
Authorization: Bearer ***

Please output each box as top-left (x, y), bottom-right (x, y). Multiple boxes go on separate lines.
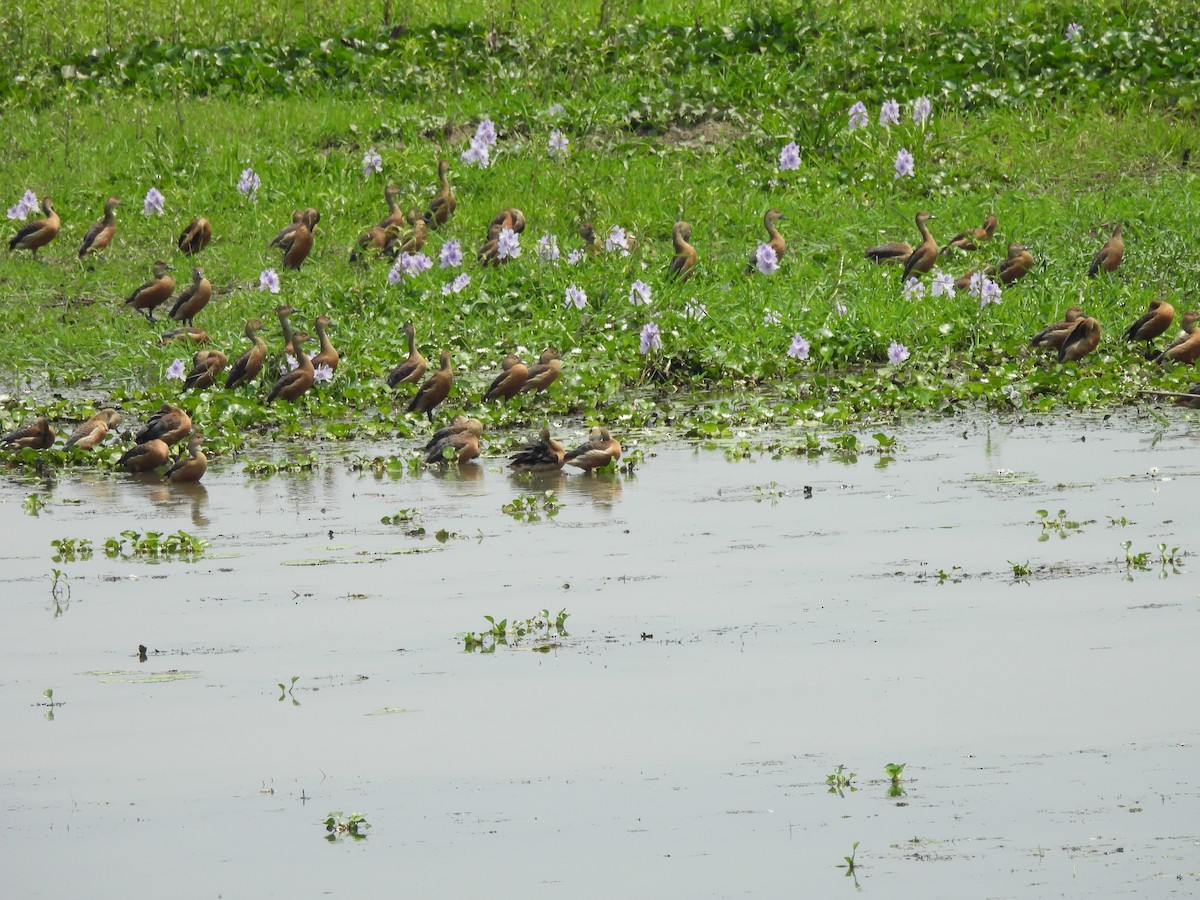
top-left (460, 609), bottom-right (570, 653)
top-left (1009, 560), bottom-right (1031, 578)
top-left (826, 764), bottom-right (857, 797)
top-left (278, 676), bottom-right (300, 705)
top-left (838, 841), bottom-right (861, 884)
top-left (324, 811), bottom-right (370, 841)
top-left (502, 490), bottom-right (562, 522)
top-left (885, 762), bottom-right (906, 798)
top-left (23, 493), bottom-right (45, 516)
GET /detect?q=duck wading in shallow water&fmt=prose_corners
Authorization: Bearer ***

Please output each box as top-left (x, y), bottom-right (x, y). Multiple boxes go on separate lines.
top-left (118, 438), bottom-right (169, 473)
top-left (136, 403), bottom-right (192, 446)
top-left (266, 332), bottom-right (314, 403)
top-left (564, 427), bottom-right (622, 471)
top-left (125, 260), bottom-right (176, 322)
top-left (508, 426), bottom-right (566, 472)
top-left (8, 197), bottom-right (60, 260)
top-left (520, 349), bottom-right (562, 394)
top-left (164, 433), bottom-right (207, 483)
top-left (423, 417), bottom-right (482, 464)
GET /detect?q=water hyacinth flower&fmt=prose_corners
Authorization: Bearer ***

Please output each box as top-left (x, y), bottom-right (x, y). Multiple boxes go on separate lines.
top-left (442, 273), bottom-right (471, 295)
top-left (629, 280), bottom-right (652, 306)
top-left (475, 118), bottom-right (497, 147)
top-left (564, 285), bottom-right (587, 309)
top-left (888, 341), bottom-right (910, 365)
top-left (259, 269), bottom-right (280, 294)
top-left (835, 299), bottom-right (848, 317)
top-left (778, 142), bottom-right (801, 172)
top-left (567, 248), bottom-right (586, 265)
top-left (684, 299), bottom-right (707, 320)
top-left (879, 99), bottom-right (901, 127)
top-left (496, 227), bottom-right (521, 260)
top-left (238, 167), bottom-right (260, 200)
top-left (440, 238), bottom-right (463, 268)
top-left (931, 270), bottom-right (955, 298)
top-left (166, 359), bottom-right (186, 381)
top-left (362, 147), bottom-right (383, 177)
top-left (548, 130), bottom-right (569, 157)
top-left (969, 271), bottom-right (1002, 307)
top-left (537, 234), bottom-right (560, 263)
top-left (1066, 22), bottom-right (1083, 40)
top-left (605, 225), bottom-right (631, 255)
top-left (387, 264), bottom-right (402, 285)
top-left (7, 189), bottom-right (38, 220)
top-left (460, 139), bottom-right (490, 168)
top-left (313, 364), bottom-right (335, 383)
top-left (847, 101), bottom-right (868, 131)
top-left (763, 309), bottom-right (781, 326)
top-left (639, 322), bottom-right (662, 355)
top-left (755, 243), bottom-right (779, 275)
top-left (912, 96), bottom-right (932, 126)
top-left (787, 334), bottom-right (810, 361)
top-left (894, 148), bottom-right (915, 179)
top-left (400, 251), bottom-right (433, 276)
top-left (547, 103), bottom-right (564, 117)
top-left (284, 355), bottom-right (299, 373)
top-left (142, 187), bottom-right (165, 216)
top-left (902, 276), bottom-right (926, 300)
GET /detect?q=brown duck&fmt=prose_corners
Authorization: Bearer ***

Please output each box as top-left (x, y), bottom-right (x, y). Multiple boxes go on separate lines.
top-left (941, 214), bottom-right (997, 255)
top-left (1154, 311), bottom-right (1200, 365)
top-left (579, 222), bottom-right (602, 255)
top-left (482, 354), bottom-right (529, 401)
top-left (78, 196), bottom-right (121, 258)
top-left (269, 210), bottom-right (305, 248)
top-left (564, 427), bottom-right (622, 471)
top-left (169, 267), bottom-right (212, 326)
top-left (1030, 306), bottom-right (1084, 349)
top-left (864, 239), bottom-right (913, 265)
top-left (424, 415), bottom-right (483, 451)
top-left (160, 327), bottom-right (211, 345)
top-left (177, 217), bottom-right (212, 254)
top-left (1124, 300), bottom-right (1175, 351)
top-left (183, 350), bottom-right (228, 391)
top-left (520, 348), bottom-right (562, 394)
top-left (1088, 224), bottom-right (1124, 277)
top-left (164, 433), bottom-right (207, 483)
top-left (126, 260), bottom-right (176, 322)
top-left (2, 416), bottom-right (55, 449)
top-left (746, 208), bottom-right (786, 273)
top-left (225, 319), bottom-right (268, 389)
top-left (64, 408), bottom-right (121, 450)
top-left (378, 184), bottom-right (406, 231)
top-left (136, 403), bottom-right (193, 446)
top-left (407, 350), bottom-right (453, 422)
top-left (118, 438), bottom-right (169, 473)
top-left (350, 225), bottom-right (399, 263)
top-left (426, 160), bottom-right (456, 228)
top-left (901, 212), bottom-right (938, 280)
top-left (668, 221), bottom-right (697, 282)
top-left (424, 417), bottom-right (483, 464)
top-left (311, 314), bottom-right (338, 373)
top-left (266, 331), bottom-right (315, 403)
top-left (1058, 317), bottom-right (1102, 363)
top-left (508, 426), bottom-right (566, 472)
top-left (8, 197), bottom-right (60, 259)
top-left (281, 220), bottom-right (313, 270)
top-left (386, 321), bottom-right (426, 388)
top-left (276, 304), bottom-right (297, 355)
top-left (996, 242), bottom-right (1035, 285)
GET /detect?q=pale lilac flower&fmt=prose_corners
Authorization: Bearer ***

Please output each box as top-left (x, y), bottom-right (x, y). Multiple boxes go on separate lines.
top-left (387, 264), bottom-right (402, 285)
top-left (605, 225), bottom-right (630, 256)
top-left (440, 238), bottom-right (463, 268)
top-left (894, 148), bottom-right (915, 178)
top-left (684, 299), bottom-right (707, 321)
top-left (778, 142), bottom-right (801, 171)
top-left (888, 341), bottom-right (910, 365)
top-left (282, 355), bottom-right (299, 374)
top-left (912, 96), bottom-right (932, 126)
top-left (787, 334), bottom-right (810, 360)
top-left (313, 364), bottom-right (334, 383)
top-left (537, 234), bottom-right (560, 263)
top-left (547, 103), bottom-right (564, 117)
top-left (442, 273), bottom-right (471, 295)
top-left (166, 359), bottom-right (186, 381)
top-left (400, 251), bottom-right (433, 276)
top-left (835, 299), bottom-right (847, 317)
top-left (361, 147), bottom-right (383, 177)
top-left (629, 279), bottom-right (652, 306)
top-left (496, 227), bottom-right (521, 260)
top-left (567, 248), bottom-right (586, 265)
top-left (7, 189), bottom-right (37, 220)
top-left (639, 322), bottom-right (662, 355)
top-left (548, 130), bottom-right (569, 157)
top-left (848, 101), bottom-right (868, 131)
top-left (258, 268), bottom-right (280, 294)
top-left (461, 138), bottom-right (490, 168)
top-left (564, 285), bottom-right (587, 310)
top-left (763, 309), bottom-right (781, 326)
top-left (902, 276), bottom-right (926, 300)
top-left (475, 117), bottom-right (497, 147)
top-left (931, 270), bottom-right (955, 298)
top-left (142, 187), bottom-right (165, 216)
top-left (755, 243), bottom-right (779, 275)
top-left (1066, 22), bottom-right (1083, 40)
top-left (969, 271), bottom-right (1002, 307)
top-left (237, 167), bottom-right (260, 200)
top-left (879, 99), bottom-right (901, 127)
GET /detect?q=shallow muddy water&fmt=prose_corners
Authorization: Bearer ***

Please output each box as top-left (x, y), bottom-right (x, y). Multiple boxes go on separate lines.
top-left (2, 413), bottom-right (1198, 898)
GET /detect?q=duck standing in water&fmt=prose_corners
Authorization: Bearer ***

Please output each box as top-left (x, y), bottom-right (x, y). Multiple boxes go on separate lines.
top-left (564, 427), bottom-right (622, 471)
top-left (266, 331), bottom-right (315, 403)
top-left (64, 408), bottom-right (121, 450)
top-left (164, 433), bottom-right (208, 483)
top-left (169, 267), bottom-right (212, 326)
top-left (407, 350), bottom-right (453, 422)
top-left (423, 417), bottom-right (482, 464)
top-left (78, 196), bottom-right (121, 259)
top-left (746, 208), bottom-right (786, 273)
top-left (8, 197), bottom-right (60, 259)
top-left (901, 211), bottom-right (938, 281)
top-left (119, 438), bottom-right (169, 473)
top-left (125, 260), bottom-right (176, 322)
top-left (1088, 224), bottom-right (1124, 277)
top-left (509, 426), bottom-right (566, 472)
top-left (668, 221), bottom-right (697, 282)
top-left (177, 217), bottom-right (212, 254)
top-left (2, 416), bottom-right (55, 449)
top-left (482, 354), bottom-right (529, 402)
top-left (225, 319), bottom-right (268, 389)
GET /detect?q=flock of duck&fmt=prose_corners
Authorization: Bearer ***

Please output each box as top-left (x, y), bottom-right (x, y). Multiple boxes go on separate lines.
top-left (5, 159), bottom-right (1199, 480)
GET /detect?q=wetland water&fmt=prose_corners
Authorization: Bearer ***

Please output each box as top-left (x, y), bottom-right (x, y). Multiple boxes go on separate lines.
top-left (1, 414), bottom-right (1197, 898)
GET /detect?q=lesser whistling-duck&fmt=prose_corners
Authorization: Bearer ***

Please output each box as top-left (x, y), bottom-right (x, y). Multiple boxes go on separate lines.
top-left (901, 212), bottom-right (938, 280)
top-left (378, 184), bottom-right (406, 231)
top-left (177, 217), bottom-right (212, 254)
top-left (78, 196), bottom-right (121, 258)
top-left (386, 321), bottom-right (426, 388)
top-left (125, 260), bottom-right (176, 322)
top-left (266, 331), bottom-right (315, 403)
top-left (281, 220), bottom-right (313, 270)
top-left (668, 221), bottom-right (697, 282)
top-left (423, 415), bottom-right (483, 452)
top-left (164, 433), bottom-right (208, 483)
top-left (119, 438), bottom-right (169, 473)
top-left (8, 197), bottom-right (60, 259)
top-left (269, 210), bottom-right (305, 248)
top-left (482, 354), bottom-right (529, 401)
top-left (1124, 300), bottom-right (1175, 352)
top-left (169, 267), bottom-right (212, 326)
top-left (579, 223), bottom-right (602, 255)
top-left (426, 160), bottom-right (456, 228)
top-left (160, 327), bottom-right (211, 345)
top-left (941, 214), bottom-right (998, 255)
top-left (394, 214), bottom-right (431, 257)
top-left (63, 408), bottom-right (121, 450)
top-left (996, 242), bottom-right (1035, 285)
top-left (275, 304), bottom-right (296, 355)
top-left (424, 422), bottom-right (482, 464)
top-left (1088, 224), bottom-right (1124, 277)
top-left (183, 350), bottom-right (228, 391)
top-left (407, 350), bottom-right (453, 422)
top-left (1058, 317), bottom-right (1102, 363)
top-left (508, 426), bottom-right (566, 472)
top-left (136, 403), bottom-right (193, 446)
top-left (225, 319), bottom-right (268, 389)
top-left (864, 240), bottom-right (913, 265)
top-left (746, 208), bottom-right (786, 273)
top-left (1030, 306), bottom-right (1085, 349)
top-left (564, 426), bottom-right (622, 471)
top-left (351, 225), bottom-right (397, 263)
top-left (311, 314), bottom-right (338, 373)
top-left (1, 416), bottom-right (55, 449)
top-left (1154, 311), bottom-right (1200, 365)
top-left (520, 348), bottom-right (562, 394)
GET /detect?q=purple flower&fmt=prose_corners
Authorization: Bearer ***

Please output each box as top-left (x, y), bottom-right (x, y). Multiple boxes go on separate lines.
top-left (778, 142), bottom-right (801, 171)
top-left (548, 130), bottom-right (569, 157)
top-left (629, 279), bottom-right (652, 305)
top-left (496, 227), bottom-right (521, 260)
top-left (7, 189), bottom-right (37, 220)
top-left (142, 187), bottom-right (165, 216)
top-left (387, 264), bottom-right (402, 285)
top-left (166, 359), bottom-right (186, 381)
top-left (547, 103), bottom-right (564, 117)
top-left (912, 96), bottom-right (932, 126)
top-left (639, 322), bottom-right (662, 355)
top-left (567, 248), bottom-right (586, 265)
top-left (442, 273), bottom-right (471, 295)
top-left (879, 99), bottom-right (901, 127)
top-left (931, 270), bottom-right (955, 298)
top-left (440, 239), bottom-right (463, 268)
top-left (969, 271), bottom-right (1002, 307)
top-left (400, 252), bottom-right (433, 276)
top-left (684, 299), bottom-right (707, 321)
top-left (313, 364), bottom-right (334, 383)
top-left (362, 147), bottom-right (383, 178)
top-left (259, 269), bottom-right (280, 294)
top-left (475, 117), bottom-right (497, 147)
top-left (605, 226), bottom-right (630, 256)
top-left (763, 309), bottom-right (781, 326)
top-left (564, 285), bottom-right (587, 309)
top-left (1066, 22), bottom-right (1083, 40)
top-left (902, 276), bottom-right (925, 300)
top-left (787, 333), bottom-right (810, 360)
top-left (848, 102), bottom-right (868, 131)
top-left (755, 243), bottom-right (779, 275)
top-left (537, 234), bottom-right (560, 263)
top-left (460, 138), bottom-right (490, 168)
top-left (894, 148), bottom-right (915, 179)
top-left (238, 167), bottom-right (260, 200)
top-left (283, 355), bottom-right (299, 373)
top-left (835, 299), bottom-right (847, 317)
top-left (887, 341), bottom-right (910, 365)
